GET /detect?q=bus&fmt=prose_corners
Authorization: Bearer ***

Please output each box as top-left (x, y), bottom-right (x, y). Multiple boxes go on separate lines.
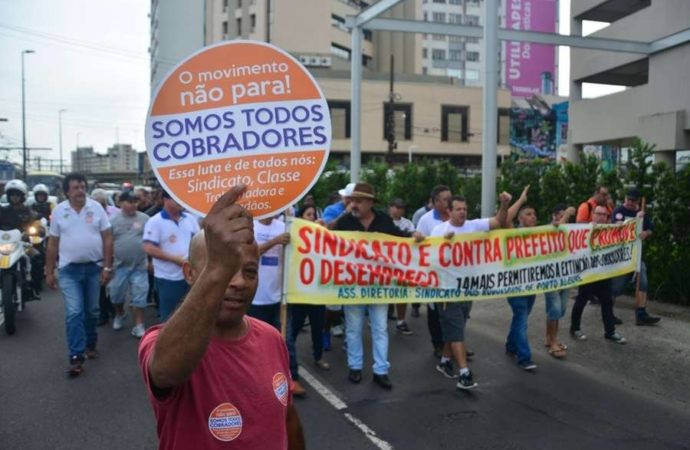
top-left (26, 172), bottom-right (65, 198)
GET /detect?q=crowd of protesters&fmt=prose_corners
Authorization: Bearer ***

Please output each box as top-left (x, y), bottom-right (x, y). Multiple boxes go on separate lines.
top-left (22, 171), bottom-right (659, 448)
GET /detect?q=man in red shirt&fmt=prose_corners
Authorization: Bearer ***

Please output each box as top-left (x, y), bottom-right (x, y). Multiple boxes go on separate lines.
top-left (576, 185), bottom-right (612, 223)
top-left (138, 186), bottom-right (305, 450)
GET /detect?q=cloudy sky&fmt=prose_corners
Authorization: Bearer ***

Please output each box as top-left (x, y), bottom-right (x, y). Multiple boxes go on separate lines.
top-left (0, 0), bottom-right (618, 169)
top-left (0, 0), bottom-right (150, 168)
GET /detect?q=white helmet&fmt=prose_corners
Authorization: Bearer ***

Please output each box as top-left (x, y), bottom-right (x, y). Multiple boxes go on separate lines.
top-left (33, 184), bottom-right (49, 196)
top-left (5, 179), bottom-right (28, 197)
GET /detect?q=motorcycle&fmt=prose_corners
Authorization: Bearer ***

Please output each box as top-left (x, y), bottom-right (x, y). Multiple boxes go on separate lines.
top-left (0, 228), bottom-right (35, 335)
top-left (27, 219), bottom-right (47, 295)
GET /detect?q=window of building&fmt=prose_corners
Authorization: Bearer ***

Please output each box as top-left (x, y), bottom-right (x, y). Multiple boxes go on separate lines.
top-left (449, 13), bottom-right (462, 24)
top-left (498, 108), bottom-right (510, 145)
top-left (449, 50), bottom-right (461, 61)
top-left (423, 12), bottom-right (428, 21)
top-left (383, 103), bottom-right (413, 141)
top-left (222, 21), bottom-right (228, 36)
top-left (328, 101), bottom-right (351, 139)
top-left (466, 51), bottom-right (479, 62)
top-left (223, 0), bottom-right (228, 12)
top-left (449, 35), bottom-right (463, 43)
top-left (433, 34), bottom-right (446, 41)
top-left (464, 14), bottom-right (479, 25)
top-left (466, 37), bottom-right (480, 44)
top-left (250, 14), bottom-right (256, 33)
top-left (331, 14), bottom-right (348, 32)
top-left (363, 30), bottom-right (373, 42)
top-left (422, 67), bottom-right (428, 75)
top-left (236, 18), bottom-right (242, 34)
top-left (422, 48), bottom-right (428, 59)
top-left (331, 43), bottom-right (350, 60)
top-left (441, 105), bottom-right (469, 143)
top-left (432, 49), bottom-right (446, 60)
top-left (465, 69), bottom-right (479, 80)
top-left (237, 0), bottom-right (242, 7)
top-left (432, 0), bottom-right (446, 3)
top-left (449, 0), bottom-right (461, 4)
top-left (432, 12), bottom-right (446, 22)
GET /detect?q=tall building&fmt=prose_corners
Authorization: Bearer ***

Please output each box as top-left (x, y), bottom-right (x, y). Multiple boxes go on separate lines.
top-left (568, 0), bottom-right (690, 168)
top-left (421, 0), bottom-right (558, 96)
top-left (150, 0), bottom-right (206, 91)
top-left (71, 144), bottom-right (139, 174)
top-left (153, 0), bottom-right (514, 165)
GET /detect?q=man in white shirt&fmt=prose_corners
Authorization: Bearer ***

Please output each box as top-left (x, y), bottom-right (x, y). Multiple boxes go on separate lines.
top-left (430, 193), bottom-right (511, 390)
top-left (143, 191), bottom-right (199, 321)
top-left (45, 173), bottom-right (114, 377)
top-left (416, 185), bottom-right (452, 355)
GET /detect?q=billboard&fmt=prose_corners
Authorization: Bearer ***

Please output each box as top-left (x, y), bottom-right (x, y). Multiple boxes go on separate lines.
top-left (505, 0), bottom-right (558, 97)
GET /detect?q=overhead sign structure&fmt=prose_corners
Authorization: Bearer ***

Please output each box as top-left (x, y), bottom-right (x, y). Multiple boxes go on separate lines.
top-left (146, 40), bottom-right (331, 218)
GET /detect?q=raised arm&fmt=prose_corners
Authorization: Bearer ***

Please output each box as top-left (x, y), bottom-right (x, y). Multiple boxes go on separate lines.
top-left (147, 186), bottom-right (253, 392)
top-left (489, 191), bottom-right (513, 230)
top-left (505, 185), bottom-right (530, 229)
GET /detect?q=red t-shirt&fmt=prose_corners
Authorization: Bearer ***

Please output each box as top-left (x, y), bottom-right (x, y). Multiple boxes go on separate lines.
top-left (139, 317), bottom-right (292, 450)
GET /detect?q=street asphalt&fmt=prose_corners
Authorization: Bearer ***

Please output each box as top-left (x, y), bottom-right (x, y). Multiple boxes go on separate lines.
top-left (1, 288), bottom-right (689, 450)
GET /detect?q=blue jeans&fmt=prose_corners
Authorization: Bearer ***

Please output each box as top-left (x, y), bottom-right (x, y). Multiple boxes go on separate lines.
top-left (506, 295), bottom-right (536, 365)
top-left (545, 289), bottom-right (569, 321)
top-left (344, 304), bottom-right (389, 375)
top-left (109, 267), bottom-right (149, 308)
top-left (155, 278), bottom-right (189, 321)
top-left (58, 262), bottom-right (101, 359)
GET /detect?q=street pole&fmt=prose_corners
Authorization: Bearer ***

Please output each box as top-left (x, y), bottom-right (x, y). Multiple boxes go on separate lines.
top-left (386, 53), bottom-right (397, 164)
top-left (59, 109), bottom-right (67, 174)
top-left (481, 0), bottom-right (498, 217)
top-left (21, 49), bottom-right (35, 181)
top-left (350, 25), bottom-right (362, 183)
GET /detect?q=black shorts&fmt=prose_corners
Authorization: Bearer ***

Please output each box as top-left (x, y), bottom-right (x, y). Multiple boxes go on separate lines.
top-left (438, 301), bottom-right (472, 342)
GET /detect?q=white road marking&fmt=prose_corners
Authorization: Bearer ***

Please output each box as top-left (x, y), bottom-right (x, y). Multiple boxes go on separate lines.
top-left (299, 367), bottom-right (395, 450)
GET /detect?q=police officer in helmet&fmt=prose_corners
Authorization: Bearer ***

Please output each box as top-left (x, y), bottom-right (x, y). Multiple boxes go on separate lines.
top-left (0, 179), bottom-right (36, 232)
top-left (31, 183), bottom-right (53, 222)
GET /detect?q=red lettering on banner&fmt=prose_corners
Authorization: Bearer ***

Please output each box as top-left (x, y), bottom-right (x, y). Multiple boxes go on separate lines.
top-left (568, 229), bottom-right (590, 253)
top-left (418, 244), bottom-right (431, 267)
top-left (297, 227), bottom-right (312, 254)
top-left (398, 243), bottom-right (412, 266)
top-left (300, 259), bottom-right (314, 284)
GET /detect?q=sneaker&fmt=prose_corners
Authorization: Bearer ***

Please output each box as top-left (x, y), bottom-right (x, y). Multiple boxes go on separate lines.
top-left (348, 369), bottom-right (362, 384)
top-left (436, 360), bottom-right (458, 379)
top-left (322, 331), bottom-right (332, 351)
top-left (331, 324), bottom-right (344, 337)
top-left (85, 348), bottom-right (99, 360)
top-left (518, 360), bottom-right (538, 371)
top-left (373, 373), bottom-right (392, 390)
top-left (67, 356), bottom-right (84, 377)
top-left (570, 330), bottom-right (587, 340)
top-left (456, 371), bottom-right (478, 390)
top-left (605, 332), bottom-right (627, 344)
top-left (396, 321), bottom-right (413, 335)
top-left (636, 314), bottom-right (661, 326)
top-left (314, 359), bottom-right (330, 370)
top-left (112, 313), bottom-right (128, 331)
top-left (131, 324), bottom-right (146, 339)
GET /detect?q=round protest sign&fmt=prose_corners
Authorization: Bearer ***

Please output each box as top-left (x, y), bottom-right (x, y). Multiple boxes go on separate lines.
top-left (145, 40), bottom-right (331, 218)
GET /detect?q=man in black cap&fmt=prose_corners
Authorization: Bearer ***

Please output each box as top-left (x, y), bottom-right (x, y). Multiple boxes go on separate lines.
top-left (611, 188), bottom-right (660, 326)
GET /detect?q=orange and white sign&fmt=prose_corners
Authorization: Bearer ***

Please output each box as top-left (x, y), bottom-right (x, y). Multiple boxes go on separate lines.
top-left (146, 40), bottom-right (331, 218)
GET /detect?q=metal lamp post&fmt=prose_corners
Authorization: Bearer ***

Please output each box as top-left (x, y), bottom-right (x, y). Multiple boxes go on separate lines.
top-left (21, 49), bottom-right (35, 181)
top-left (58, 109), bottom-right (67, 174)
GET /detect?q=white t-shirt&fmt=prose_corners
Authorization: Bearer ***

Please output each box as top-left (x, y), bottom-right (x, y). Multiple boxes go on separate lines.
top-left (430, 218), bottom-right (491, 237)
top-left (393, 217), bottom-right (415, 233)
top-left (417, 209), bottom-right (445, 237)
top-left (253, 219), bottom-right (286, 306)
top-left (143, 210), bottom-right (200, 281)
top-left (49, 199), bottom-right (111, 268)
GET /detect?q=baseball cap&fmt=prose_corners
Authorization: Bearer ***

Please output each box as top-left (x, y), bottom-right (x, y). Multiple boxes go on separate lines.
top-left (338, 182), bottom-right (356, 197)
top-left (118, 190), bottom-right (138, 203)
top-left (626, 187), bottom-right (641, 200)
